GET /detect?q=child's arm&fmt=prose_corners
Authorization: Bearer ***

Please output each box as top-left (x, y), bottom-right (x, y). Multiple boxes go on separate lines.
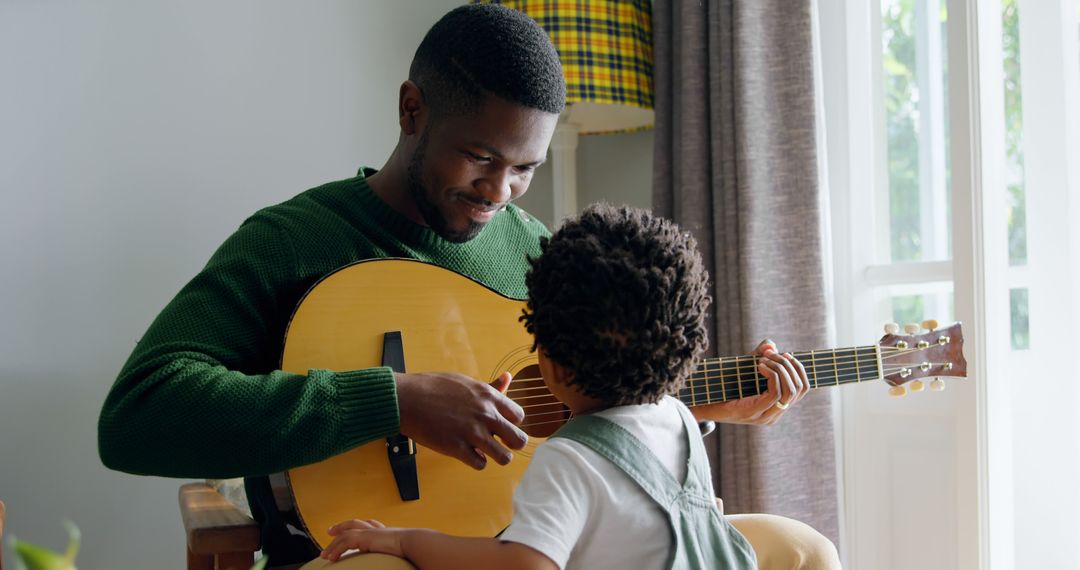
top-left (320, 519), bottom-right (558, 570)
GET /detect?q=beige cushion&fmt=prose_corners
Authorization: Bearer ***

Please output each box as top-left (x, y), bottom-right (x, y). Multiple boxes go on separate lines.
top-left (300, 552), bottom-right (415, 570)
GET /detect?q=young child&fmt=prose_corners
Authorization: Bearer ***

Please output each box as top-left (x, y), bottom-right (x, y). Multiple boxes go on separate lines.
top-left (314, 204), bottom-right (757, 569)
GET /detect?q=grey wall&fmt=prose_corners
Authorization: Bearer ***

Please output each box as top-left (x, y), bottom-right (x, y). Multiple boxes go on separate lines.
top-left (515, 129), bottom-right (655, 228)
top-left (575, 129), bottom-right (654, 211)
top-left (0, 2), bottom-right (459, 568)
top-left (0, 1), bottom-right (653, 568)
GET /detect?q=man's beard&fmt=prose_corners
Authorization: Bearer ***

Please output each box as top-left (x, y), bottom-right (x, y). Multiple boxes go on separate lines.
top-left (406, 132), bottom-right (484, 244)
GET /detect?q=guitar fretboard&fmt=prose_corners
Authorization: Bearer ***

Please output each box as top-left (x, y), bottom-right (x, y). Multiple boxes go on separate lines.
top-left (677, 346), bottom-right (882, 407)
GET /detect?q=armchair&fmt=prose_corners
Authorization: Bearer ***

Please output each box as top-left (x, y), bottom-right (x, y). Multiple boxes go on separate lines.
top-left (178, 484), bottom-right (415, 570)
top-left (175, 485), bottom-right (726, 570)
top-left (178, 482), bottom-right (260, 570)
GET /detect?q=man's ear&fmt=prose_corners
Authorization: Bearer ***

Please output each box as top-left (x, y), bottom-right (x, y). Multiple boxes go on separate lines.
top-left (398, 80), bottom-right (426, 136)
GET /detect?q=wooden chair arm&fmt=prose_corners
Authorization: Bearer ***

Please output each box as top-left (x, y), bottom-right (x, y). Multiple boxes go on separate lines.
top-left (179, 482), bottom-right (260, 556)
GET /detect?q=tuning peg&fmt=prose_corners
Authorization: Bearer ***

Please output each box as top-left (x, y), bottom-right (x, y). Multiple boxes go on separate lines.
top-left (922, 319), bottom-right (939, 331)
top-left (909, 380), bottom-right (925, 392)
top-left (930, 378), bottom-right (946, 392)
top-left (888, 385), bottom-right (907, 397)
top-left (884, 322), bottom-right (900, 334)
top-left (904, 323), bottom-right (920, 335)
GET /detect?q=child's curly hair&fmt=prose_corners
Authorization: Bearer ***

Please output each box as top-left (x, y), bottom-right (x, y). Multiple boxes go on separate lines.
top-left (520, 203), bottom-right (712, 406)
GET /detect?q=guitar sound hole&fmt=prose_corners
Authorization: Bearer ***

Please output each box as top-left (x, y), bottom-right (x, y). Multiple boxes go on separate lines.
top-left (511, 364), bottom-right (570, 438)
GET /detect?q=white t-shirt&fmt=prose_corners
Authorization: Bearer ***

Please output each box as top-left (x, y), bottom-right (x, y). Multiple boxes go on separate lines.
top-left (500, 396), bottom-right (692, 570)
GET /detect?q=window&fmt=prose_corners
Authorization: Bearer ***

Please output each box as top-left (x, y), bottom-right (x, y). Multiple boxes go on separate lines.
top-left (1002, 0), bottom-right (1030, 350)
top-left (824, 0), bottom-right (1080, 567)
top-left (876, 0), bottom-right (954, 332)
top-left (881, 0), bottom-right (951, 266)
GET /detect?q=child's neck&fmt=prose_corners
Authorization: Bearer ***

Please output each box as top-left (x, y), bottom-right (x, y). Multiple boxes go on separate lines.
top-left (562, 388), bottom-right (617, 416)
top-left (569, 399), bottom-right (609, 416)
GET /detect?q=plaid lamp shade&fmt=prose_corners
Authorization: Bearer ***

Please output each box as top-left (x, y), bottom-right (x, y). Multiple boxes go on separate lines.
top-left (476, 0), bottom-right (655, 135)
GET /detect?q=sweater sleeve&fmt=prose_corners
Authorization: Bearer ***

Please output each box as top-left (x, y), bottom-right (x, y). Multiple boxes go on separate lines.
top-left (98, 215), bottom-right (400, 478)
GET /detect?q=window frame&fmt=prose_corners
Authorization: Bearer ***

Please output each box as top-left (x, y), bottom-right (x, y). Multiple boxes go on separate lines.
top-left (826, 0), bottom-right (1080, 567)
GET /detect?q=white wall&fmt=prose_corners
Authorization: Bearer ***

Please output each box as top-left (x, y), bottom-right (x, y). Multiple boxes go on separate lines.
top-left (0, 2), bottom-right (654, 568)
top-left (516, 129), bottom-right (655, 227)
top-left (0, 1), bottom-right (459, 568)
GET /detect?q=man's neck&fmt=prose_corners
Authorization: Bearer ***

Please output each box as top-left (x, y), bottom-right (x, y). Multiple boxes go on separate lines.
top-left (365, 154), bottom-right (423, 226)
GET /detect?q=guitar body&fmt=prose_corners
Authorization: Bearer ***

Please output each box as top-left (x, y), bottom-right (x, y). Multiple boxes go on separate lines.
top-left (281, 259), bottom-right (557, 548)
top-left (279, 258), bottom-right (967, 549)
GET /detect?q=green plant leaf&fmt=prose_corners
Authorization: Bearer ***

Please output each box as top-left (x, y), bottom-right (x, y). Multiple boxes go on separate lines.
top-left (249, 557), bottom-right (268, 570)
top-left (8, 520), bottom-right (80, 570)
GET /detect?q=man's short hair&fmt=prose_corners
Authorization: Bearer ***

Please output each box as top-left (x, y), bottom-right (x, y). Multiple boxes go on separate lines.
top-left (521, 204), bottom-right (712, 406)
top-left (410, 4), bottom-right (566, 117)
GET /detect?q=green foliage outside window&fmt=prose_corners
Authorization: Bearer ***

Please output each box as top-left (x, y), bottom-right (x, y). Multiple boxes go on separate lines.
top-left (881, 0), bottom-right (951, 263)
top-left (891, 294), bottom-right (925, 328)
top-left (881, 0), bottom-right (1029, 350)
top-left (882, 0), bottom-right (923, 262)
top-left (1003, 0), bottom-right (1028, 267)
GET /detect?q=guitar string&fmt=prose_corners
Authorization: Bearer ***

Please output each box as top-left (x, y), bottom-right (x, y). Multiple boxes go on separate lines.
top-left (503, 354), bottom-right (940, 397)
top-left (513, 365), bottom-right (940, 429)
top-left (508, 364), bottom-right (947, 418)
top-left (505, 358), bottom-right (946, 401)
top-left (503, 345), bottom-right (945, 399)
top-left (505, 345), bottom-right (955, 428)
top-left (687, 346), bottom-right (946, 365)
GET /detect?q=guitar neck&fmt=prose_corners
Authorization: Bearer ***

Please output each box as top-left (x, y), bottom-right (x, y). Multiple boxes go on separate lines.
top-left (678, 345), bottom-right (882, 407)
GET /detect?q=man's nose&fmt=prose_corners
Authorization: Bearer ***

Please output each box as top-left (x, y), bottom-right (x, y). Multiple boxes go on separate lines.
top-left (474, 169), bottom-right (513, 205)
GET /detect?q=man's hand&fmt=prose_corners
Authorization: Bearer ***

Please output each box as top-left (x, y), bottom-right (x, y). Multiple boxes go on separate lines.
top-left (691, 339), bottom-right (809, 426)
top-left (396, 371), bottom-right (527, 470)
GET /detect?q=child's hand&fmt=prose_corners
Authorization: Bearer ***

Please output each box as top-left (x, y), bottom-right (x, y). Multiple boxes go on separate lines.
top-left (321, 519), bottom-right (405, 562)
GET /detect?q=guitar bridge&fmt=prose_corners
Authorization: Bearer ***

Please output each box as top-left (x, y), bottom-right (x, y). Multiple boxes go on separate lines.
top-left (383, 331), bottom-right (419, 501)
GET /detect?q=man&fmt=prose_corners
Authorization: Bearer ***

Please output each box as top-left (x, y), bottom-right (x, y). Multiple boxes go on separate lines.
top-left (98, 4), bottom-right (833, 569)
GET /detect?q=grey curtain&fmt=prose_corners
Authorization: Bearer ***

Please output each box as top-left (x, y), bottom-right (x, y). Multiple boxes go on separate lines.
top-left (651, 0), bottom-right (839, 545)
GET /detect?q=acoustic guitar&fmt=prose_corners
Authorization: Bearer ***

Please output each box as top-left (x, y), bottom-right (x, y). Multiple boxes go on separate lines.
top-left (274, 258), bottom-right (967, 548)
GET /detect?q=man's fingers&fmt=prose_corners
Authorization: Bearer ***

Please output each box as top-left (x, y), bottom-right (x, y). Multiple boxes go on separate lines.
top-left (758, 357), bottom-right (782, 400)
top-left (773, 352), bottom-right (801, 399)
top-left (490, 409), bottom-right (528, 449)
top-left (458, 406), bottom-right (530, 469)
top-left (757, 360), bottom-right (782, 406)
top-left (784, 353), bottom-right (810, 401)
top-left (472, 421), bottom-right (519, 466)
top-left (761, 351), bottom-right (796, 403)
top-left (490, 373), bottom-right (526, 425)
top-left (490, 371), bottom-right (513, 394)
top-left (454, 444), bottom-right (488, 470)
top-left (494, 394), bottom-right (526, 427)
top-left (486, 373), bottom-right (528, 451)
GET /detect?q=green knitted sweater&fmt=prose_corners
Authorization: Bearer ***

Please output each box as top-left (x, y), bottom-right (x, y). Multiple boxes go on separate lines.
top-left (98, 168), bottom-right (549, 478)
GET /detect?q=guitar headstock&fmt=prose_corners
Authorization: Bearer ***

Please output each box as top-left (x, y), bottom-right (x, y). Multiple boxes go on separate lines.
top-left (877, 321), bottom-right (967, 393)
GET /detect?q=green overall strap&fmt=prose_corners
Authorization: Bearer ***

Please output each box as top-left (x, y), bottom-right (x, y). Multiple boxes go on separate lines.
top-left (551, 413), bottom-right (686, 508)
top-left (551, 404), bottom-right (757, 570)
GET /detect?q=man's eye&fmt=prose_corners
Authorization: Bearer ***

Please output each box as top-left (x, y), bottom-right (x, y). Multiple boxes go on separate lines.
top-left (467, 152), bottom-right (492, 162)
